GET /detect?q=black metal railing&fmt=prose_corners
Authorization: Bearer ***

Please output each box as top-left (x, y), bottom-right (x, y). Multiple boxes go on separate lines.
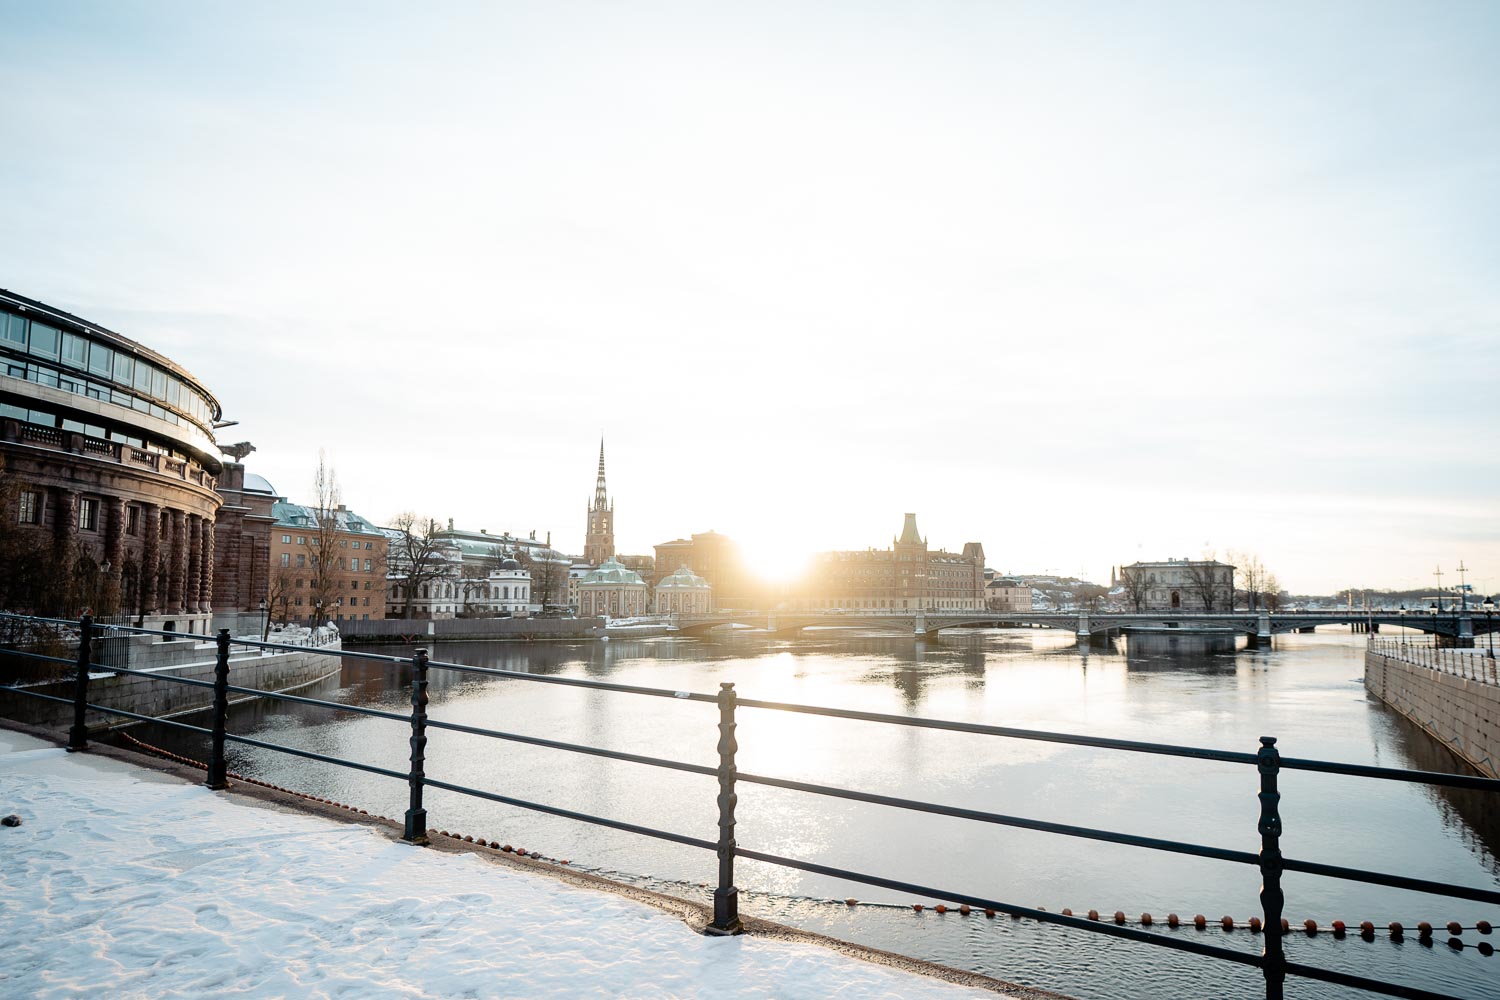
top-left (1369, 636), bottom-right (1498, 684)
top-left (3, 611), bottom-right (1498, 1000)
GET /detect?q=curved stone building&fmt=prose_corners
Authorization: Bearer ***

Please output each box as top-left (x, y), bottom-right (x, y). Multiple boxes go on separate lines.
top-left (575, 557), bottom-right (648, 618)
top-left (0, 289), bottom-right (223, 628)
top-left (654, 565), bottom-right (712, 615)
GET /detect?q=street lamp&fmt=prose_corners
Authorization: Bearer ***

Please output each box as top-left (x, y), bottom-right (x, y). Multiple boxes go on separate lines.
top-left (1484, 597), bottom-right (1496, 660)
top-left (258, 599), bottom-right (269, 641)
top-left (1398, 604), bottom-right (1407, 652)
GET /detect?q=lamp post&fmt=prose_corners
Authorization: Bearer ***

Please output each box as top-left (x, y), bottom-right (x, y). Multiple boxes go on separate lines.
top-left (1429, 602), bottom-right (1439, 659)
top-left (1484, 597), bottom-right (1496, 660)
top-left (258, 599), bottom-right (269, 642)
top-left (1399, 604), bottom-right (1407, 653)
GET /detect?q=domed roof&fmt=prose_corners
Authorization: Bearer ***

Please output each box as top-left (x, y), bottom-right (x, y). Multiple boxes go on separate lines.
top-left (657, 564), bottom-right (710, 590)
top-left (500, 558), bottom-right (520, 570)
top-left (579, 557), bottom-right (645, 587)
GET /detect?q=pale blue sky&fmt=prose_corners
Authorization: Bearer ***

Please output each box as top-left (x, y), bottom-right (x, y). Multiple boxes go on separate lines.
top-left (2, 1), bottom-right (1496, 593)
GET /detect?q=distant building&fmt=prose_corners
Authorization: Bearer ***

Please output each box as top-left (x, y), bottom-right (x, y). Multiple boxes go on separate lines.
top-left (655, 564), bottom-right (713, 615)
top-left (1120, 558), bottom-right (1235, 611)
top-left (618, 553), bottom-right (657, 589)
top-left (211, 464), bottom-right (278, 616)
top-left (788, 514), bottom-right (986, 612)
top-left (576, 557), bottom-right (648, 618)
top-left (583, 440), bottom-right (615, 566)
top-left (985, 576), bottom-right (1032, 612)
top-left (653, 530), bottom-right (760, 608)
top-left (268, 502), bottom-right (390, 623)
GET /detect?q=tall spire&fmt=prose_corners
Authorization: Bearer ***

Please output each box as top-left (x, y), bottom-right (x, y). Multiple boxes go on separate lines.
top-left (593, 438), bottom-right (609, 509)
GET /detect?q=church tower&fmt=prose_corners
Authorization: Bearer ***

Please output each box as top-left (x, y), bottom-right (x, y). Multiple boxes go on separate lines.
top-left (584, 440), bottom-right (615, 566)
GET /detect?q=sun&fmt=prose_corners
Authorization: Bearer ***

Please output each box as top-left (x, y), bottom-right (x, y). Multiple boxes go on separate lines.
top-left (740, 533), bottom-right (814, 585)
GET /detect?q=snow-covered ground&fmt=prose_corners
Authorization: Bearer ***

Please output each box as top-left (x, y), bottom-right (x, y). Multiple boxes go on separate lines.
top-left (0, 729), bottom-right (1019, 999)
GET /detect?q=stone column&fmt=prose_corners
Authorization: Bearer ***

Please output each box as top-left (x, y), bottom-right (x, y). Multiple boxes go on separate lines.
top-left (105, 498), bottom-right (127, 585)
top-left (186, 514), bottom-right (204, 613)
top-left (141, 502), bottom-right (161, 613)
top-left (167, 509), bottom-right (187, 612)
top-left (199, 516), bottom-right (215, 613)
top-left (52, 487), bottom-right (77, 553)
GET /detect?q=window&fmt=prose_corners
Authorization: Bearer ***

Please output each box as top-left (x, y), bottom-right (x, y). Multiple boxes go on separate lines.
top-left (296, 554), bottom-right (306, 568)
top-left (126, 506), bottom-right (140, 535)
top-left (296, 579), bottom-right (304, 588)
top-left (18, 490), bottom-right (40, 524)
top-left (280, 553), bottom-right (290, 567)
top-left (28, 323), bottom-right (59, 360)
top-left (78, 498), bottom-right (98, 531)
top-left (87, 342), bottom-right (113, 377)
top-left (365, 542), bottom-right (372, 550)
top-left (60, 332), bottom-right (88, 368)
top-left (297, 536), bottom-right (305, 545)
top-left (363, 559), bottom-right (371, 571)
top-left (2, 313), bottom-right (25, 347)
top-left (282, 534), bottom-right (291, 544)
top-left (113, 353), bottom-right (134, 384)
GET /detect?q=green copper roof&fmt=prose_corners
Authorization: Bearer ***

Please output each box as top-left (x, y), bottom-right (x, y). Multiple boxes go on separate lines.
top-left (657, 565), bottom-right (709, 590)
top-left (578, 557), bottom-right (644, 587)
top-left (898, 512), bottom-right (923, 546)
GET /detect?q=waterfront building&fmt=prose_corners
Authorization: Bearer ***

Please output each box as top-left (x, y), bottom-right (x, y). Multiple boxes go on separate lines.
top-left (583, 440), bottom-right (615, 566)
top-left (575, 557), bottom-right (648, 618)
top-left (0, 289), bottom-right (224, 630)
top-left (1119, 558), bottom-right (1236, 611)
top-left (655, 564), bottom-right (713, 614)
top-left (210, 461), bottom-right (278, 617)
top-left (618, 553), bottom-right (657, 589)
top-left (788, 514), bottom-right (986, 612)
top-left (652, 530), bottom-right (760, 609)
top-left (268, 501), bottom-right (390, 623)
top-left (985, 575), bottom-right (1032, 612)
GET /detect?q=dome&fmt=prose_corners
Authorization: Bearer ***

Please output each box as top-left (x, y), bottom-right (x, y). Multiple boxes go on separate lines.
top-left (500, 558), bottom-right (520, 570)
top-left (657, 565), bottom-right (709, 590)
top-left (579, 557), bottom-right (644, 587)
top-left (243, 473), bottom-right (276, 495)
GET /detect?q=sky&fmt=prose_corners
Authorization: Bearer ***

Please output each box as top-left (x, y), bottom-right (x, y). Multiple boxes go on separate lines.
top-left (1, 1), bottom-right (1497, 595)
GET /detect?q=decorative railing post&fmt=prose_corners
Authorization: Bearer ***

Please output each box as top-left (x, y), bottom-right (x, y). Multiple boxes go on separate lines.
top-left (403, 648), bottom-right (430, 844)
top-left (1257, 736), bottom-right (1285, 1000)
top-left (67, 614), bottom-right (94, 751)
top-left (205, 628), bottom-right (232, 790)
top-left (709, 681), bottom-right (742, 934)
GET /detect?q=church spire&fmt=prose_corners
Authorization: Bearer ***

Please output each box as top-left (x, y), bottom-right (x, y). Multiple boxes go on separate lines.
top-left (593, 438), bottom-right (609, 510)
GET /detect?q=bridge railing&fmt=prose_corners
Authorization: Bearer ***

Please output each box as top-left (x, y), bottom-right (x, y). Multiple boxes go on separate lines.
top-left (1369, 636), bottom-right (1498, 685)
top-left (3, 610), bottom-right (1497, 1000)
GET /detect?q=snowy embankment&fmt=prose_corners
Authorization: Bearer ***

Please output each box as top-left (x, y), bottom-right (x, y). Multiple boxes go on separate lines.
top-left (0, 729), bottom-right (1025, 999)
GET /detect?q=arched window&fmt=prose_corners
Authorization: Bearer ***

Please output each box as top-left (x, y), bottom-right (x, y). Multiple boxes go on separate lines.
top-left (503, 586), bottom-right (510, 599)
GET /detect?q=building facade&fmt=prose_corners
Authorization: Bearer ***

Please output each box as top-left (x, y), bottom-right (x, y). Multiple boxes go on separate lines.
top-left (1, 289), bottom-right (224, 630)
top-left (788, 514), bottom-right (986, 612)
top-left (985, 576), bottom-right (1032, 612)
top-left (1120, 559), bottom-right (1236, 611)
top-left (267, 502), bottom-right (390, 623)
top-left (211, 462), bottom-right (278, 615)
top-left (655, 564), bottom-right (713, 614)
top-left (575, 557), bottom-right (648, 618)
top-left (583, 440), bottom-right (615, 566)
top-left (652, 530), bottom-right (760, 609)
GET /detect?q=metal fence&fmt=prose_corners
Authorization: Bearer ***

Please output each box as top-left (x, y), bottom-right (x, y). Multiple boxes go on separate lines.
top-left (4, 611), bottom-right (1498, 1000)
top-left (1369, 636), bottom-right (1499, 685)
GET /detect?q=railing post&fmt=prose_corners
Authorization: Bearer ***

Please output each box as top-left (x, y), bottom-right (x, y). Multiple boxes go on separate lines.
top-left (205, 628), bottom-right (232, 790)
top-left (1257, 736), bottom-right (1285, 1000)
top-left (67, 614), bottom-right (94, 751)
top-left (403, 648), bottom-right (430, 844)
top-left (709, 681), bottom-right (742, 934)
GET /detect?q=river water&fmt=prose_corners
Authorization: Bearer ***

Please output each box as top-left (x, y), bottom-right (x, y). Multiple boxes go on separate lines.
top-left (134, 628), bottom-right (1499, 999)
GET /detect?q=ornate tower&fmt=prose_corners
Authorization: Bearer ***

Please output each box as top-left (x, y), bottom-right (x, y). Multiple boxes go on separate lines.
top-left (584, 439), bottom-right (615, 566)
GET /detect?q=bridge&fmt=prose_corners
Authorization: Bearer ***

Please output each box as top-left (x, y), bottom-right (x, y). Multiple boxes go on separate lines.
top-left (667, 608), bottom-right (1500, 644)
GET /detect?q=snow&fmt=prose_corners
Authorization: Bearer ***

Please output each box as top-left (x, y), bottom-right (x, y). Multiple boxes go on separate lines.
top-left (0, 729), bottom-right (1011, 999)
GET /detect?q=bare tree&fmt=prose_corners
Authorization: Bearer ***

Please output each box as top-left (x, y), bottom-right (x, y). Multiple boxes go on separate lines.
top-left (518, 541), bottom-right (565, 611)
top-left (264, 564), bottom-right (296, 638)
top-left (388, 512), bottom-right (446, 618)
top-left (1185, 553), bottom-right (1225, 612)
top-left (1122, 565), bottom-right (1151, 611)
top-left (306, 452), bottom-right (343, 623)
top-left (1228, 550), bottom-right (1266, 611)
top-left (1262, 574), bottom-right (1285, 612)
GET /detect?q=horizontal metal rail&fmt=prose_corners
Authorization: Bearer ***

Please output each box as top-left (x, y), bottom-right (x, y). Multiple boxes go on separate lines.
top-left (222, 684), bottom-right (411, 724)
top-left (422, 717), bottom-right (717, 777)
top-left (85, 702), bottom-right (213, 736)
top-left (422, 776), bottom-right (716, 851)
top-left (222, 732), bottom-right (409, 781)
top-left (4, 687), bottom-right (76, 706)
top-left (422, 656), bottom-right (720, 704)
top-left (0, 648), bottom-right (78, 667)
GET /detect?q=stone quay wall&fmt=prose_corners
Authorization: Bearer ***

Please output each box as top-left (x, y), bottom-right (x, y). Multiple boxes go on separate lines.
top-left (0, 634), bottom-right (342, 735)
top-left (1365, 649), bottom-right (1499, 778)
top-left (339, 617), bottom-right (606, 643)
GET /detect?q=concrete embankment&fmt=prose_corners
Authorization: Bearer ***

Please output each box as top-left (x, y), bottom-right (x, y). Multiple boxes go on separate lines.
top-left (339, 616), bottom-right (608, 644)
top-left (1365, 649), bottom-right (1499, 778)
top-left (0, 632), bottom-right (341, 735)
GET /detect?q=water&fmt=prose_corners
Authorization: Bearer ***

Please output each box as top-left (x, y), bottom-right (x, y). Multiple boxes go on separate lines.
top-left (132, 629), bottom-right (1500, 999)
